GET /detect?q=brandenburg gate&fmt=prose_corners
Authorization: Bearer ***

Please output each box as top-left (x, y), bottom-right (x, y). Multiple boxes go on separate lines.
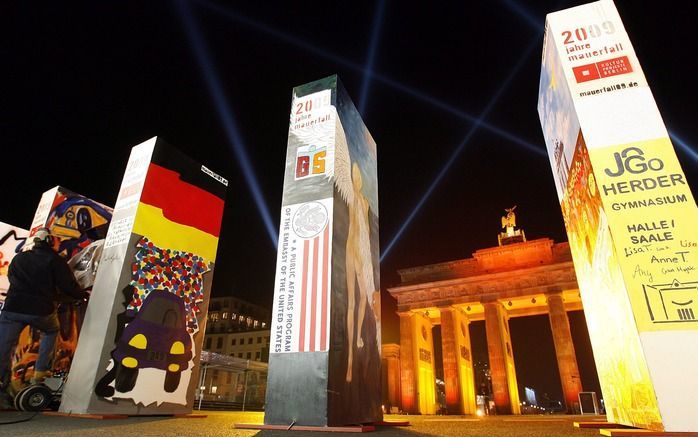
top-left (385, 210), bottom-right (584, 415)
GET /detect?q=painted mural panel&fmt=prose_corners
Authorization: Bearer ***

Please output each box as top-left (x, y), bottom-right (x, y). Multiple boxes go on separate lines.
top-left (0, 222), bottom-right (29, 310)
top-left (538, 0), bottom-right (697, 431)
top-left (266, 75), bottom-right (381, 427)
top-left (10, 188), bottom-right (112, 390)
top-left (59, 137), bottom-right (227, 414)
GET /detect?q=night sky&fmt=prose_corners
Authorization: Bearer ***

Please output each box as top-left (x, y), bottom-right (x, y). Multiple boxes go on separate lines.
top-left (3, 1), bottom-right (697, 404)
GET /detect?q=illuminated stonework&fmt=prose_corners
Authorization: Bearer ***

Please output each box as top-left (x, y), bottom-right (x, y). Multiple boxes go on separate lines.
top-left (387, 238), bottom-right (583, 415)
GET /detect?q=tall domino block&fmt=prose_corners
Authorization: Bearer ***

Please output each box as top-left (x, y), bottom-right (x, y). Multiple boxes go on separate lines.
top-left (12, 187), bottom-right (112, 387)
top-left (538, 1), bottom-right (698, 431)
top-left (265, 75), bottom-right (382, 427)
top-left (60, 137), bottom-right (227, 414)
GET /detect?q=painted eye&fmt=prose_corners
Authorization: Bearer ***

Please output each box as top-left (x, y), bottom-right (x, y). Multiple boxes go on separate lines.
top-left (77, 208), bottom-right (92, 230)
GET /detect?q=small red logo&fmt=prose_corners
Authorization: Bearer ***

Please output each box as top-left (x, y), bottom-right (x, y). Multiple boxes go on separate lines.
top-left (573, 63), bottom-right (600, 83)
top-left (573, 56), bottom-right (633, 84)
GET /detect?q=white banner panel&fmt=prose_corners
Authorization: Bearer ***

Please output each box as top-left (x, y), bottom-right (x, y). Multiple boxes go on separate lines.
top-left (271, 198), bottom-right (333, 354)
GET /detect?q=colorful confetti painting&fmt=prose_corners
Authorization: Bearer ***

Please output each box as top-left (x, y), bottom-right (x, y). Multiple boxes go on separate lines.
top-left (127, 237), bottom-right (210, 334)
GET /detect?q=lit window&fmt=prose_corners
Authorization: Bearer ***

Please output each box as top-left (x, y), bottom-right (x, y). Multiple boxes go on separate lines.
top-left (222, 312), bottom-right (228, 319)
top-left (254, 320), bottom-right (259, 328)
top-left (209, 312), bottom-right (219, 322)
top-left (261, 322), bottom-right (266, 328)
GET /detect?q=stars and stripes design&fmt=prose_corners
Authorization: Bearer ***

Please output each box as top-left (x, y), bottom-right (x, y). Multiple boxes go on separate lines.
top-left (271, 198), bottom-right (333, 354)
top-left (297, 221), bottom-right (331, 352)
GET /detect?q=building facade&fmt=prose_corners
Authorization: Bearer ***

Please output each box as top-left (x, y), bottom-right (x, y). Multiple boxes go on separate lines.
top-left (200, 296), bottom-right (271, 405)
top-left (204, 296), bottom-right (271, 362)
top-left (206, 295), bottom-right (270, 334)
top-left (204, 329), bottom-right (271, 362)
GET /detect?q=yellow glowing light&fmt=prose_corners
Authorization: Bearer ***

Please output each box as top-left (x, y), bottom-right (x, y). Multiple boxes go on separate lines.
top-left (170, 341), bottom-right (185, 355)
top-left (476, 409), bottom-right (484, 417)
top-left (122, 357), bottom-right (138, 368)
top-left (128, 334), bottom-right (148, 350)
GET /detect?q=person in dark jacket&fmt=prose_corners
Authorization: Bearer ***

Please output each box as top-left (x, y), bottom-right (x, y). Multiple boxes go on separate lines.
top-left (0, 227), bottom-right (89, 393)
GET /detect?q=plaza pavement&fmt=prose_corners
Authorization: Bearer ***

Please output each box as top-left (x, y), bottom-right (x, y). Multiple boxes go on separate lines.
top-left (0, 411), bottom-right (607, 437)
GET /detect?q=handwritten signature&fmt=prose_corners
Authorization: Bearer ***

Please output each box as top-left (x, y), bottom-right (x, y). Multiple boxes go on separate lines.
top-left (632, 264), bottom-right (653, 283)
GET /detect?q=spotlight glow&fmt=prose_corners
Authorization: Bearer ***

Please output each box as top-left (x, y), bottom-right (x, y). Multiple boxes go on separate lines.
top-left (194, 0), bottom-right (544, 156)
top-left (176, 0), bottom-right (278, 246)
top-left (502, 0), bottom-right (543, 30)
top-left (357, 0), bottom-right (387, 117)
top-left (669, 131), bottom-right (698, 164)
top-left (381, 38), bottom-right (542, 262)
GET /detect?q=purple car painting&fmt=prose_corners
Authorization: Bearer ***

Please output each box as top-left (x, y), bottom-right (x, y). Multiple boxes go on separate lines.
top-left (112, 289), bottom-right (192, 393)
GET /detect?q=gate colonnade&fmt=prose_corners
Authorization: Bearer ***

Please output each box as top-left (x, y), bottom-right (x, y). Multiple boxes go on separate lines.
top-left (386, 238), bottom-right (584, 415)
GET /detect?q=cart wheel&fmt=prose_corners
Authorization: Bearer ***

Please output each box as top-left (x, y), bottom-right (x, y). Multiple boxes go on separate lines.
top-left (13, 389), bottom-right (23, 411)
top-left (16, 384), bottom-right (54, 412)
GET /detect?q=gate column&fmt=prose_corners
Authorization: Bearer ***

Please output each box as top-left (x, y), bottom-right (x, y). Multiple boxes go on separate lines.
top-left (484, 301), bottom-right (520, 414)
top-left (546, 292), bottom-right (583, 413)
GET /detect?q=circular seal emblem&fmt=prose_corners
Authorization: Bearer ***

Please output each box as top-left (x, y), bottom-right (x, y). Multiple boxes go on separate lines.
top-left (292, 201), bottom-right (328, 239)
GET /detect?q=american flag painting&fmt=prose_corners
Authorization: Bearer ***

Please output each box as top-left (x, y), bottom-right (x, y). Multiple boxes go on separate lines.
top-left (271, 198), bottom-right (333, 354)
top-left (298, 220), bottom-right (331, 352)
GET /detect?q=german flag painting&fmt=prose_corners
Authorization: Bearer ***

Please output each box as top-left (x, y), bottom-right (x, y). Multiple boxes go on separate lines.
top-left (134, 161), bottom-right (224, 262)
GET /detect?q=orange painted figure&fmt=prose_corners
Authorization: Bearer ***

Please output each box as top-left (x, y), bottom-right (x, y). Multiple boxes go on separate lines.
top-left (333, 119), bottom-right (380, 383)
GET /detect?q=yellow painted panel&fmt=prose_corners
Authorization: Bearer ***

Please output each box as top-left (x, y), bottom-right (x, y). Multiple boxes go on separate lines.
top-left (589, 138), bottom-right (698, 332)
